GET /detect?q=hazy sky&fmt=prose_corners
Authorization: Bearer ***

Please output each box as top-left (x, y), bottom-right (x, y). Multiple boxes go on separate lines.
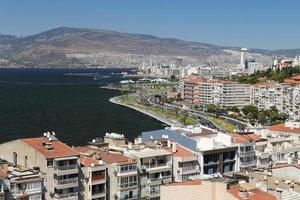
top-left (0, 0), bottom-right (299, 49)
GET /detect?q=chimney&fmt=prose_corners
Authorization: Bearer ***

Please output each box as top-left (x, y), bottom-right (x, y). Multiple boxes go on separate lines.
top-left (172, 141), bottom-right (177, 153)
top-left (238, 188), bottom-right (249, 199)
top-left (128, 142), bottom-right (133, 149)
top-left (0, 160), bottom-right (8, 173)
top-left (167, 140), bottom-right (171, 148)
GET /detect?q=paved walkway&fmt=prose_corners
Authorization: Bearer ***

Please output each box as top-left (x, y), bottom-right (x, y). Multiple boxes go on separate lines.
top-left (109, 96), bottom-right (176, 126)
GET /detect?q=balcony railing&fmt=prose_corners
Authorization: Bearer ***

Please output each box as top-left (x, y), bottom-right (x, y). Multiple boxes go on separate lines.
top-left (54, 192), bottom-right (78, 199)
top-left (181, 165), bottom-right (199, 172)
top-left (55, 177), bottom-right (78, 185)
top-left (118, 182), bottom-right (138, 188)
top-left (92, 174), bottom-right (105, 181)
top-left (55, 164), bottom-right (78, 171)
top-left (13, 188), bottom-right (42, 195)
top-left (240, 151), bottom-right (255, 157)
top-left (92, 189), bottom-right (105, 195)
top-left (142, 162), bottom-right (169, 169)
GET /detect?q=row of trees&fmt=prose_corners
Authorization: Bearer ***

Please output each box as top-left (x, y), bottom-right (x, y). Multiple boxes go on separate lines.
top-left (202, 104), bottom-right (287, 125)
top-left (233, 65), bottom-right (300, 84)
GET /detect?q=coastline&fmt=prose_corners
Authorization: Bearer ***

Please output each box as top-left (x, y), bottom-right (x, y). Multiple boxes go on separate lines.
top-left (109, 96), bottom-right (174, 126)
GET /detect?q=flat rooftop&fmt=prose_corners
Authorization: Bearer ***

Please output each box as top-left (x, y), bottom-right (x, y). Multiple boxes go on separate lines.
top-left (129, 148), bottom-right (172, 158)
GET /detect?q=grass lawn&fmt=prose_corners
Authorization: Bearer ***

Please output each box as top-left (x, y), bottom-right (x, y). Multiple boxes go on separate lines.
top-left (208, 116), bottom-right (236, 133)
top-left (119, 95), bottom-right (198, 126)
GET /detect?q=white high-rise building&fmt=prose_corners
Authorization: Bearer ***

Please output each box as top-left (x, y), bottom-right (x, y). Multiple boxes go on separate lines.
top-left (240, 48), bottom-right (248, 68)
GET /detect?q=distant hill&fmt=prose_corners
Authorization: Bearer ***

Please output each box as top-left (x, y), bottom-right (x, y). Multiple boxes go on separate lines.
top-left (0, 27), bottom-right (299, 67)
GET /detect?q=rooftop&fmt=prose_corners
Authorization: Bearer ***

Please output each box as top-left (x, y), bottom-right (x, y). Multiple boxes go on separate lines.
top-left (164, 144), bottom-right (195, 157)
top-left (234, 171), bottom-right (300, 193)
top-left (21, 137), bottom-right (79, 159)
top-left (284, 75), bottom-right (300, 84)
top-left (164, 180), bottom-right (202, 187)
top-left (232, 133), bottom-right (261, 144)
top-left (255, 81), bottom-right (279, 87)
top-left (129, 148), bottom-right (172, 159)
top-left (79, 155), bottom-right (103, 167)
top-left (74, 146), bottom-right (132, 164)
top-left (228, 185), bottom-right (276, 200)
top-left (0, 167), bottom-right (6, 179)
top-left (270, 123), bottom-right (300, 134)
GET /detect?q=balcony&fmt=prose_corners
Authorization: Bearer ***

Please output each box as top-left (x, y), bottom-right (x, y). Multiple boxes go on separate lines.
top-left (142, 162), bottom-right (171, 173)
top-left (141, 176), bottom-right (172, 185)
top-left (91, 189), bottom-right (106, 199)
top-left (118, 182), bottom-right (138, 189)
top-left (13, 188), bottom-right (42, 196)
top-left (54, 192), bottom-right (78, 200)
top-left (240, 151), bottom-right (256, 157)
top-left (141, 189), bottom-right (160, 198)
top-left (114, 168), bottom-right (137, 177)
top-left (178, 165), bottom-right (200, 175)
top-left (54, 164), bottom-right (78, 176)
top-left (54, 178), bottom-right (78, 190)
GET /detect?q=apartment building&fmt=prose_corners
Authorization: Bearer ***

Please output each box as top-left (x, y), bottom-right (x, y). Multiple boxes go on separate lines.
top-left (252, 82), bottom-right (283, 111)
top-left (142, 126), bottom-right (239, 176)
top-left (75, 145), bottom-right (138, 200)
top-left (161, 179), bottom-right (237, 200)
top-left (180, 75), bottom-right (203, 104)
top-left (162, 140), bottom-right (200, 182)
top-left (268, 121), bottom-right (300, 144)
top-left (283, 85), bottom-right (300, 120)
top-left (125, 148), bottom-right (173, 200)
top-left (0, 166), bottom-right (6, 200)
top-left (232, 133), bottom-right (259, 171)
top-left (1, 161), bottom-right (43, 200)
top-left (254, 136), bottom-right (300, 168)
top-left (214, 82), bottom-right (251, 108)
top-left (180, 75), bottom-right (251, 108)
top-left (161, 178), bottom-right (276, 200)
top-left (75, 151), bottom-right (106, 200)
top-left (0, 134), bottom-right (80, 200)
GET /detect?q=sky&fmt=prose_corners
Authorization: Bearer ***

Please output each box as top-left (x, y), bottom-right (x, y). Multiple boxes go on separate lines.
top-left (0, 0), bottom-right (299, 50)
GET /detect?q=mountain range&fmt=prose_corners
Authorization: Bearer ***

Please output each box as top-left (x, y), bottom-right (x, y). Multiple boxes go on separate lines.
top-left (0, 27), bottom-right (299, 67)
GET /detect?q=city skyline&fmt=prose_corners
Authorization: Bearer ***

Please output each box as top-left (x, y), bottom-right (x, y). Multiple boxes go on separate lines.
top-left (1, 0), bottom-right (300, 49)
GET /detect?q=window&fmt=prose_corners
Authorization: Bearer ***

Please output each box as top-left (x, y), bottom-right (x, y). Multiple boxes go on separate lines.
top-left (118, 176), bottom-right (137, 188)
top-left (25, 156), bottom-right (28, 167)
top-left (13, 152), bottom-right (17, 166)
top-left (120, 164), bottom-right (137, 172)
top-left (47, 159), bottom-right (53, 167)
top-left (150, 185), bottom-right (160, 195)
top-left (120, 189), bottom-right (137, 200)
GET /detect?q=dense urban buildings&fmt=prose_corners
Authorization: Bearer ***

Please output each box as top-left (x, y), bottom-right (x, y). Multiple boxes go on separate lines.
top-left (0, 124), bottom-right (300, 200)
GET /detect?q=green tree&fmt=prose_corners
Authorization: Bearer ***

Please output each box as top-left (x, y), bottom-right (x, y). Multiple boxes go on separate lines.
top-left (242, 105), bottom-right (259, 119)
top-left (205, 104), bottom-right (220, 114)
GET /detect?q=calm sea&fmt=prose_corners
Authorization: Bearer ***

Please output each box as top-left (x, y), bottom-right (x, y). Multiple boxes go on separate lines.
top-left (0, 68), bottom-right (165, 146)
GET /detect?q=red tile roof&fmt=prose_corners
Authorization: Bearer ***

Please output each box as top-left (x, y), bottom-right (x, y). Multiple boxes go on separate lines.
top-left (0, 167), bottom-right (6, 179)
top-left (255, 82), bottom-right (279, 87)
top-left (284, 75), bottom-right (300, 84)
top-left (165, 144), bottom-right (195, 157)
top-left (232, 133), bottom-right (260, 144)
top-left (21, 138), bottom-right (79, 159)
top-left (164, 180), bottom-right (202, 186)
top-left (270, 123), bottom-right (300, 134)
top-left (80, 155), bottom-right (101, 167)
top-left (228, 185), bottom-right (276, 200)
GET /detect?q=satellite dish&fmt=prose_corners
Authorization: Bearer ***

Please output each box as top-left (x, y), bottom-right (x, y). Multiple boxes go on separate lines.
top-left (92, 139), bottom-right (96, 143)
top-left (43, 132), bottom-right (47, 137)
top-left (98, 160), bottom-right (104, 165)
top-left (52, 132), bottom-right (56, 136)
